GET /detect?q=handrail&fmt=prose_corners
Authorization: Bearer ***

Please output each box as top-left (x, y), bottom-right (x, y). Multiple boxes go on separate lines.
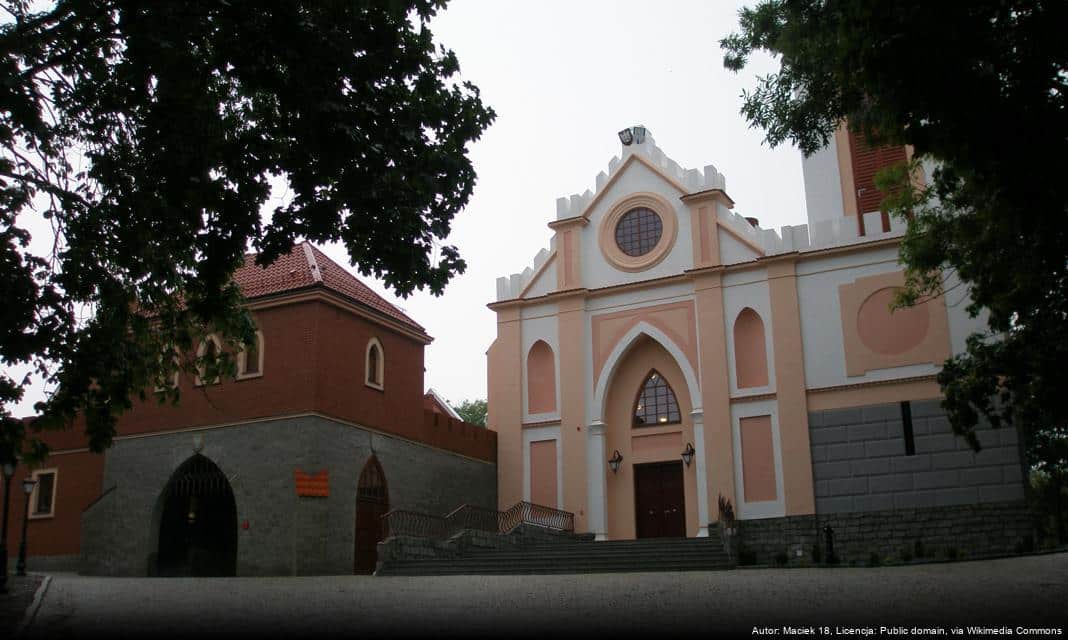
top-left (498, 501), bottom-right (574, 534)
top-left (381, 500), bottom-right (574, 540)
top-left (380, 509), bottom-right (448, 539)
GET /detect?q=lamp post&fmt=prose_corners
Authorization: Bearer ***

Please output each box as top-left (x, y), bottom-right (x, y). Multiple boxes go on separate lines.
top-left (16, 477), bottom-right (35, 577)
top-left (0, 461), bottom-right (14, 593)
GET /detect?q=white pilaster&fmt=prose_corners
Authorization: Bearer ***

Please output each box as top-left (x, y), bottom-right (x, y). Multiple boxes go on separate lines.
top-left (586, 421), bottom-right (608, 540)
top-left (692, 410), bottom-right (710, 537)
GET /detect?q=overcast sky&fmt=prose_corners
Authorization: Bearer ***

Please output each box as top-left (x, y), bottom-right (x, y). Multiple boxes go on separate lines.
top-left (9, 0), bottom-right (810, 416)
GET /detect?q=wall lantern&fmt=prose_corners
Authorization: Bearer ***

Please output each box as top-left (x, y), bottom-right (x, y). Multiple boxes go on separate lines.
top-left (617, 128), bottom-right (634, 146)
top-left (608, 450), bottom-right (624, 474)
top-left (681, 442), bottom-right (695, 467)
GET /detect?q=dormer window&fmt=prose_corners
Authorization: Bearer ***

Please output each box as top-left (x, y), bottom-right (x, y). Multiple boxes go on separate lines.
top-left (365, 338), bottom-right (384, 390)
top-left (615, 207), bottom-right (663, 257)
top-left (633, 370), bottom-right (681, 426)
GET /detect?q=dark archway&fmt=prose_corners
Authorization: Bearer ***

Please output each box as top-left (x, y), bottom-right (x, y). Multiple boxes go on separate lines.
top-left (354, 455), bottom-right (389, 574)
top-left (156, 454), bottom-right (237, 577)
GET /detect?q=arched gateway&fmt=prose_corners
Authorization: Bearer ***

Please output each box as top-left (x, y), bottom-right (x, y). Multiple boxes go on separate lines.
top-left (354, 455), bottom-right (389, 574)
top-left (156, 454), bottom-right (237, 576)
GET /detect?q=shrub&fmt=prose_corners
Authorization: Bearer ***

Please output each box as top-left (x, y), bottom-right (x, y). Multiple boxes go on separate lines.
top-left (774, 551), bottom-right (789, 566)
top-left (913, 539), bottom-right (926, 559)
top-left (811, 543), bottom-right (823, 564)
top-left (866, 551), bottom-right (882, 567)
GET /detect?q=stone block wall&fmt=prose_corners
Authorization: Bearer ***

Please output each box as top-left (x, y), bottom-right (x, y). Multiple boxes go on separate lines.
top-left (809, 399), bottom-right (1025, 513)
top-left (735, 501), bottom-right (1033, 566)
top-left (81, 415), bottom-right (496, 576)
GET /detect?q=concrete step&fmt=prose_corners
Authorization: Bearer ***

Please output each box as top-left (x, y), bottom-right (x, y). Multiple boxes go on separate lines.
top-left (378, 537), bottom-right (731, 576)
top-left (380, 560), bottom-right (729, 576)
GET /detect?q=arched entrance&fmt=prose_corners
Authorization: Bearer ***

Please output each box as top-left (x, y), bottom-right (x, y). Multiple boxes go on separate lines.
top-left (603, 335), bottom-right (699, 540)
top-left (354, 455), bottom-right (389, 574)
top-left (156, 454), bottom-right (237, 577)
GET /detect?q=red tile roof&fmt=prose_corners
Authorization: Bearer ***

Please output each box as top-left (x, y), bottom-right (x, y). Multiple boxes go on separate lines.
top-left (233, 242), bottom-right (426, 334)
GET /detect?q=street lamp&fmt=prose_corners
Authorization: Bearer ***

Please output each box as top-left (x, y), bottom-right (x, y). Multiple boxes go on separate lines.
top-left (0, 461), bottom-right (14, 593)
top-left (16, 476), bottom-right (36, 577)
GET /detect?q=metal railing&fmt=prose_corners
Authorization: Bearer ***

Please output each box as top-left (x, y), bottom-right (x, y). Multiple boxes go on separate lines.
top-left (381, 509), bottom-right (448, 539)
top-left (381, 500), bottom-right (574, 540)
top-left (498, 501), bottom-right (574, 534)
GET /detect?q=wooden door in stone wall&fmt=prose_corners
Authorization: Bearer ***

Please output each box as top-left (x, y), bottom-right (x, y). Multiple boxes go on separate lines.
top-left (354, 456), bottom-right (389, 574)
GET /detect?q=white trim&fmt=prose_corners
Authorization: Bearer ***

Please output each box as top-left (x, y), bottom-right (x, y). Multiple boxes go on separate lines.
top-left (586, 421), bottom-right (608, 539)
top-left (194, 334), bottom-right (222, 386)
top-left (730, 399), bottom-right (786, 519)
top-left (365, 337), bottom-right (384, 390)
top-left (425, 388), bottom-right (462, 420)
top-left (592, 321), bottom-right (701, 423)
top-left (28, 467), bottom-right (58, 519)
top-left (236, 330), bottom-right (265, 380)
top-left (691, 410), bottom-right (710, 536)
top-left (301, 242), bottom-right (323, 282)
top-left (522, 425), bottom-right (562, 508)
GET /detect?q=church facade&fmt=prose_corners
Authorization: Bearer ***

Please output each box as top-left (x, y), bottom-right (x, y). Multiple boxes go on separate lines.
top-left (487, 127), bottom-right (1028, 557)
top-left (5, 243), bottom-right (496, 576)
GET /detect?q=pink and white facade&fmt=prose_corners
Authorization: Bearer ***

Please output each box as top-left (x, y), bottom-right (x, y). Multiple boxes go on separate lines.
top-left (487, 127), bottom-right (1022, 544)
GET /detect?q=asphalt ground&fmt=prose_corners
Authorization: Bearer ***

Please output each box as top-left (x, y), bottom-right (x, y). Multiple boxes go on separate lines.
top-left (19, 553), bottom-right (1068, 640)
top-left (0, 574), bottom-right (44, 636)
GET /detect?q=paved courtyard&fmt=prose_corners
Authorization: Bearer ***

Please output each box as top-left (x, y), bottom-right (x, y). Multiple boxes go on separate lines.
top-left (17, 553), bottom-right (1068, 638)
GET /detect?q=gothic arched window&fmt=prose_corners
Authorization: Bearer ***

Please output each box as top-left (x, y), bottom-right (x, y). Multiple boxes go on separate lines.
top-left (365, 338), bottom-right (384, 390)
top-left (633, 369), bottom-right (681, 426)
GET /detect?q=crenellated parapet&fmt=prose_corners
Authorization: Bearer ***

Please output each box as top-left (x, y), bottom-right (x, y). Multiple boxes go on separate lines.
top-left (494, 128), bottom-right (909, 301)
top-left (554, 131), bottom-right (727, 220)
top-left (496, 242), bottom-right (554, 301)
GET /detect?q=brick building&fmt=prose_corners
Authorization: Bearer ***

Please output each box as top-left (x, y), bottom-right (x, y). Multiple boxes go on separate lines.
top-left (4, 243), bottom-right (496, 576)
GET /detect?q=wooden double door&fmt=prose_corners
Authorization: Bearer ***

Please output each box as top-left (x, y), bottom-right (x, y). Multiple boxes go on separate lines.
top-left (634, 462), bottom-right (686, 539)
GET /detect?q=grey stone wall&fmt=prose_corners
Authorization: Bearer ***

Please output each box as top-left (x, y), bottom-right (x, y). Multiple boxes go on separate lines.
top-left (81, 415), bottom-right (496, 576)
top-left (809, 399), bottom-right (1024, 513)
top-left (376, 524), bottom-right (583, 575)
top-left (735, 501), bottom-right (1032, 566)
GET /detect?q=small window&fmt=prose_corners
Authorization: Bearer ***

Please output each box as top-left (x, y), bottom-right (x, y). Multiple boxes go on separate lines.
top-left (633, 370), bottom-right (681, 426)
top-left (30, 469), bottom-right (57, 519)
top-left (365, 338), bottom-right (384, 390)
top-left (615, 207), bottom-right (663, 257)
top-left (238, 330), bottom-right (264, 379)
top-left (195, 335), bottom-right (222, 386)
top-left (154, 347), bottom-right (180, 393)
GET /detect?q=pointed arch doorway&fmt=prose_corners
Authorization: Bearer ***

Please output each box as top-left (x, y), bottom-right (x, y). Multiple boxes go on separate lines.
top-left (603, 335), bottom-right (699, 540)
top-left (156, 454), bottom-right (237, 576)
top-left (354, 456), bottom-right (389, 574)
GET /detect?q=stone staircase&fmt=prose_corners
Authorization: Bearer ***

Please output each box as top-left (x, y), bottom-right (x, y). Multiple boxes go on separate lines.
top-left (377, 535), bottom-right (731, 576)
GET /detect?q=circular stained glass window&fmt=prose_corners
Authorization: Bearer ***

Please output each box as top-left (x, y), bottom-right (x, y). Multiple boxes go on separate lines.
top-left (614, 207), bottom-right (663, 257)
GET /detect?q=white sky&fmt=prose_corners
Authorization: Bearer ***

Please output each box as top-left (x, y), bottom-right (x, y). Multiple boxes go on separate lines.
top-left (8, 0), bottom-right (809, 415)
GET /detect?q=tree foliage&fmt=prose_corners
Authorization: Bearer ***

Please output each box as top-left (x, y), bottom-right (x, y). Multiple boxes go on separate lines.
top-left (0, 0), bottom-right (494, 458)
top-left (453, 398), bottom-right (486, 427)
top-left (722, 1), bottom-right (1068, 474)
